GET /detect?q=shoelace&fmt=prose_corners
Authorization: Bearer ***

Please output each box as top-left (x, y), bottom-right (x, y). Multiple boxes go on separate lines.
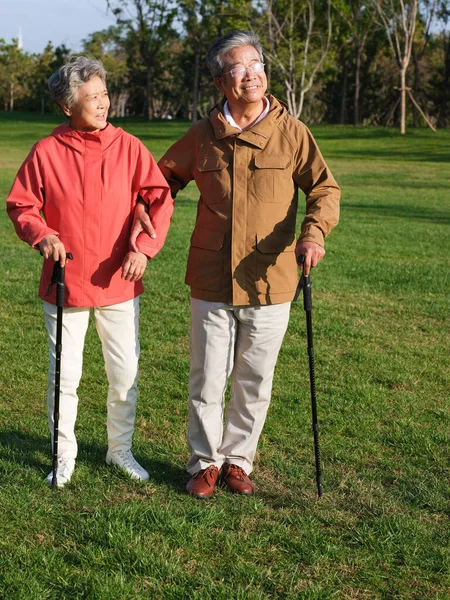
top-left (193, 466), bottom-right (218, 485)
top-left (116, 451), bottom-right (140, 471)
top-left (224, 465), bottom-right (246, 481)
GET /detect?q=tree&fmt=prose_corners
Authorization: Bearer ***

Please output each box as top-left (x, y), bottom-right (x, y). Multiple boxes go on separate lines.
top-left (106, 0), bottom-right (178, 119)
top-left (337, 1), bottom-right (380, 125)
top-left (0, 39), bottom-right (33, 111)
top-left (434, 0), bottom-right (450, 125)
top-left (34, 43), bottom-right (56, 114)
top-left (373, 0), bottom-right (419, 133)
top-left (256, 0), bottom-right (333, 119)
top-left (412, 1), bottom-right (440, 123)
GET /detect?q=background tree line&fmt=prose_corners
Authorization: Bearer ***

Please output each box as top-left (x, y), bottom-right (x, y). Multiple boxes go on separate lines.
top-left (1, 0), bottom-right (449, 130)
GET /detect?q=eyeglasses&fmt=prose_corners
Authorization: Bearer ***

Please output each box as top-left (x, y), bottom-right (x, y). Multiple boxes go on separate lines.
top-left (224, 62), bottom-right (265, 79)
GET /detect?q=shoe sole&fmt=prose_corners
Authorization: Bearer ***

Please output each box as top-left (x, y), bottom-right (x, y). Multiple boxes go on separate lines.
top-left (186, 489), bottom-right (214, 499)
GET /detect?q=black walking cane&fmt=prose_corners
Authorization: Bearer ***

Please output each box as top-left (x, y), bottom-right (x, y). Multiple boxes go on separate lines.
top-left (46, 253), bottom-right (73, 488)
top-left (294, 256), bottom-right (323, 498)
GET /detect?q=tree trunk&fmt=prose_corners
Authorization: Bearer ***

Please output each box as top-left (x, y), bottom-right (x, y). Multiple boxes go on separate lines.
top-left (266, 0), bottom-right (274, 90)
top-left (438, 32), bottom-right (450, 127)
top-left (339, 54), bottom-right (348, 125)
top-left (412, 45), bottom-right (419, 127)
top-left (147, 66), bottom-right (153, 121)
top-left (120, 93), bottom-right (127, 118)
top-left (192, 50), bottom-right (200, 122)
top-left (400, 66), bottom-right (406, 134)
top-left (354, 39), bottom-right (362, 125)
top-left (10, 81), bottom-right (14, 111)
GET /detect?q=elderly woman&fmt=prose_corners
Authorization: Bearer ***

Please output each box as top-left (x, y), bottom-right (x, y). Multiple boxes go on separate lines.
top-left (7, 57), bottom-right (173, 487)
top-left (133, 30), bottom-right (340, 498)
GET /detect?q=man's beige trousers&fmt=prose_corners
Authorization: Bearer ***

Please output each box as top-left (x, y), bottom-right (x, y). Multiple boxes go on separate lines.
top-left (44, 298), bottom-right (140, 459)
top-left (187, 298), bottom-right (290, 475)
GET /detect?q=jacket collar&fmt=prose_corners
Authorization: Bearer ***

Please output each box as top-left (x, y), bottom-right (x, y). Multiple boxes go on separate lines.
top-left (51, 122), bottom-right (123, 153)
top-left (209, 95), bottom-right (287, 149)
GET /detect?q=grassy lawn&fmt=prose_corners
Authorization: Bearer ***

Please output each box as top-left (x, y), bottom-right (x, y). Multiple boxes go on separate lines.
top-left (1, 111), bottom-right (450, 599)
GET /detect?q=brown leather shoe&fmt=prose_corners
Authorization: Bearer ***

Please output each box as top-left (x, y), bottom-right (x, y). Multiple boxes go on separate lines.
top-left (221, 464), bottom-right (254, 495)
top-left (186, 465), bottom-right (219, 499)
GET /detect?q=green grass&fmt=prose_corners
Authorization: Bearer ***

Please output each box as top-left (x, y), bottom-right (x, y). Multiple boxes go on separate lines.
top-left (1, 111), bottom-right (450, 599)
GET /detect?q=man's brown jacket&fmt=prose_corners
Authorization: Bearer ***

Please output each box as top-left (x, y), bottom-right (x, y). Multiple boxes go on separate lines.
top-left (158, 95), bottom-right (340, 306)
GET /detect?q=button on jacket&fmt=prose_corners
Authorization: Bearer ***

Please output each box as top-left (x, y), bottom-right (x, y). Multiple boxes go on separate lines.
top-left (158, 95), bottom-right (340, 306)
top-left (7, 123), bottom-right (173, 307)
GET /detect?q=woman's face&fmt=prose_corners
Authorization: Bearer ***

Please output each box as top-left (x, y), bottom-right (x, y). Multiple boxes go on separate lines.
top-left (63, 76), bottom-right (110, 132)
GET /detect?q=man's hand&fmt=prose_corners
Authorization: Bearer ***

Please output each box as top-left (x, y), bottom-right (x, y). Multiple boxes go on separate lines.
top-left (130, 200), bottom-right (156, 253)
top-left (38, 234), bottom-right (67, 266)
top-left (121, 251), bottom-right (148, 282)
top-left (295, 241), bottom-right (325, 277)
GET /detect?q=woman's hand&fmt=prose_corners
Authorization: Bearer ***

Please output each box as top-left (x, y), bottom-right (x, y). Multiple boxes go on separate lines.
top-left (121, 251), bottom-right (148, 282)
top-left (38, 234), bottom-right (67, 266)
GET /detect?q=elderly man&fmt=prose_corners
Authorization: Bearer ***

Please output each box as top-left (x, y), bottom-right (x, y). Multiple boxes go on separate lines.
top-left (134, 30), bottom-right (340, 498)
top-left (7, 57), bottom-right (173, 487)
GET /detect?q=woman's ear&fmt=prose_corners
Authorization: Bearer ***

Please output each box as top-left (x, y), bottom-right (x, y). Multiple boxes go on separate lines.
top-left (60, 103), bottom-right (72, 118)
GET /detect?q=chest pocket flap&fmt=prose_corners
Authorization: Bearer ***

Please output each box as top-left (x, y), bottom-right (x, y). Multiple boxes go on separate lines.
top-left (190, 227), bottom-right (225, 251)
top-left (254, 155), bottom-right (291, 169)
top-left (197, 156), bottom-right (229, 172)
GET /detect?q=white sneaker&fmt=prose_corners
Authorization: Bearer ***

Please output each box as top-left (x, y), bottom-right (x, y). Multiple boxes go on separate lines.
top-left (106, 449), bottom-right (149, 481)
top-left (46, 458), bottom-right (75, 488)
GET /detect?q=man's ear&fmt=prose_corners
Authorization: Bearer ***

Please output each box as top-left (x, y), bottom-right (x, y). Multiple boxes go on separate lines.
top-left (213, 76), bottom-right (225, 94)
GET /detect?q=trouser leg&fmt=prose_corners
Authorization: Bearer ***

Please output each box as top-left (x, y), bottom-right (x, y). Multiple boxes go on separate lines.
top-left (187, 298), bottom-right (236, 475)
top-left (44, 301), bottom-right (90, 459)
top-left (219, 303), bottom-right (291, 474)
top-left (94, 298), bottom-right (140, 453)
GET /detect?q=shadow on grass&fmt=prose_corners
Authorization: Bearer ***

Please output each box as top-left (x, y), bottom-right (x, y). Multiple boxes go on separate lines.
top-left (0, 430), bottom-right (187, 491)
top-left (343, 202), bottom-right (450, 224)
top-left (327, 148), bottom-right (450, 163)
top-left (0, 429), bottom-right (49, 473)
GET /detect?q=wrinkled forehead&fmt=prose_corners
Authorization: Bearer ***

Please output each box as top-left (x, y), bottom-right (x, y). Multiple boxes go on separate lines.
top-left (222, 45), bottom-right (261, 69)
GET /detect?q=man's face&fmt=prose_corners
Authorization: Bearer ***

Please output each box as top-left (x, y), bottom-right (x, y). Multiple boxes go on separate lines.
top-left (215, 45), bottom-right (267, 110)
top-left (63, 76), bottom-right (110, 133)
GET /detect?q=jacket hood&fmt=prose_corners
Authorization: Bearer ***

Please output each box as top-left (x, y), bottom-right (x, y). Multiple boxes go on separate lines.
top-left (50, 122), bottom-right (124, 154)
top-left (209, 95), bottom-right (288, 147)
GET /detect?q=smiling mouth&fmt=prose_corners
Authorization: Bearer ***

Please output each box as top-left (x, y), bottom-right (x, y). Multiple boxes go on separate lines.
top-left (242, 85), bottom-right (259, 91)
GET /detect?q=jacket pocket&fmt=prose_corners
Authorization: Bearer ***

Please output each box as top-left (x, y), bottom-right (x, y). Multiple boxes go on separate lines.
top-left (255, 231), bottom-right (297, 294)
top-left (185, 227), bottom-right (225, 292)
top-left (251, 155), bottom-right (293, 203)
top-left (196, 156), bottom-right (230, 205)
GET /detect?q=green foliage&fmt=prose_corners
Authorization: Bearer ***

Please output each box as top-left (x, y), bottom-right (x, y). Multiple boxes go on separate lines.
top-left (1, 115), bottom-right (450, 598)
top-left (0, 1), bottom-right (449, 124)
top-left (0, 39), bottom-right (34, 111)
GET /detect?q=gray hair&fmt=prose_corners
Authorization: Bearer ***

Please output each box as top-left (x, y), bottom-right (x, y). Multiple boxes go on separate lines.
top-left (48, 56), bottom-right (107, 108)
top-left (206, 30), bottom-right (264, 77)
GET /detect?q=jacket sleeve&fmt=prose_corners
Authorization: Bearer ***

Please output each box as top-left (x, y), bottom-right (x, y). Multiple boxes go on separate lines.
top-left (292, 125), bottom-right (340, 247)
top-left (6, 144), bottom-right (59, 247)
top-left (157, 126), bottom-right (196, 198)
top-left (133, 142), bottom-right (174, 259)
